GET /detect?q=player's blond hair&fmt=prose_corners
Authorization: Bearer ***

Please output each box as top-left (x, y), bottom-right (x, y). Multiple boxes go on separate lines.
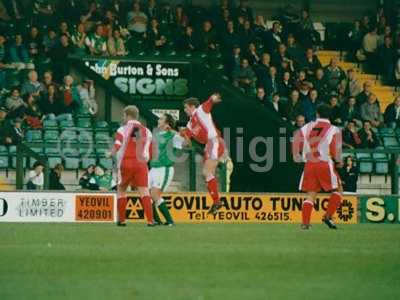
top-left (124, 105), bottom-right (139, 120)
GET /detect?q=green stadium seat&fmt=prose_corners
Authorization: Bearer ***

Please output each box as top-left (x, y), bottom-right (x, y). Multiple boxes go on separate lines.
top-left (44, 130), bottom-right (59, 142)
top-left (96, 147), bottom-right (109, 157)
top-left (94, 132), bottom-right (111, 144)
top-left (98, 158), bottom-right (113, 170)
top-left (59, 119), bottom-right (75, 130)
top-left (9, 146), bottom-right (17, 154)
top-left (0, 156), bottom-right (9, 168)
top-left (383, 137), bottom-right (399, 148)
top-left (62, 147), bottom-right (79, 158)
top-left (45, 147), bottom-right (60, 156)
top-left (94, 121), bottom-right (109, 132)
top-left (26, 130), bottom-right (43, 142)
top-left (78, 132), bottom-right (94, 144)
top-left (43, 119), bottom-right (58, 129)
top-left (0, 146), bottom-right (8, 155)
top-left (48, 157), bottom-right (62, 168)
top-left (81, 157), bottom-right (97, 169)
top-left (355, 153), bottom-right (371, 160)
top-left (60, 130), bottom-right (78, 142)
top-left (379, 128), bottom-right (395, 137)
top-left (76, 118), bottom-right (92, 129)
top-left (359, 160), bottom-right (373, 174)
top-left (64, 157), bottom-right (80, 170)
top-left (79, 147), bottom-right (96, 158)
top-left (11, 157), bottom-right (26, 169)
top-left (375, 161), bottom-right (389, 174)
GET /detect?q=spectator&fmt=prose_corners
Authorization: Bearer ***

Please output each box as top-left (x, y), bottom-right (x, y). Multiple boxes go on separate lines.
top-left (25, 26), bottom-right (42, 62)
top-left (343, 120), bottom-right (362, 149)
top-left (255, 52), bottom-right (271, 84)
top-left (127, 1), bottom-right (148, 36)
top-left (81, 1), bottom-right (103, 27)
top-left (8, 34), bottom-right (31, 66)
top-left (343, 69), bottom-right (362, 97)
top-left (59, 22), bottom-right (71, 38)
top-left (324, 57), bottom-right (346, 91)
top-left (384, 96), bottom-right (400, 129)
top-left (286, 89), bottom-right (304, 123)
top-left (358, 120), bottom-right (380, 148)
top-left (40, 84), bottom-right (71, 121)
top-left (238, 19), bottom-right (255, 49)
top-left (5, 87), bottom-right (26, 118)
top-left (278, 71), bottom-right (293, 99)
top-left (377, 35), bottom-right (396, 84)
top-left (71, 23), bottom-right (88, 56)
top-left (348, 20), bottom-right (363, 57)
top-left (340, 96), bottom-right (362, 127)
top-left (303, 89), bottom-right (319, 122)
top-left (42, 28), bottom-right (58, 55)
top-left (178, 25), bottom-right (198, 52)
top-left (286, 34), bottom-right (302, 65)
top-left (0, 106), bottom-right (11, 145)
top-left (264, 21), bottom-right (282, 54)
top-left (265, 92), bottom-right (286, 120)
top-left (21, 70), bottom-right (42, 97)
top-left (94, 166), bottom-right (116, 191)
top-left (85, 25), bottom-right (107, 56)
top-left (107, 29), bottom-right (127, 56)
top-left (26, 161), bottom-right (44, 190)
top-left (360, 93), bottom-right (383, 127)
top-left (339, 156), bottom-right (359, 193)
top-left (60, 75), bottom-right (81, 115)
top-left (41, 70), bottom-right (57, 91)
top-left (79, 165), bottom-right (98, 190)
top-left (311, 68), bottom-right (329, 101)
top-left (50, 34), bottom-right (74, 81)
top-left (356, 81), bottom-right (373, 106)
top-left (0, 34), bottom-right (6, 89)
top-left (362, 27), bottom-right (379, 73)
top-left (198, 20), bottom-right (218, 51)
top-left (295, 114), bottom-right (306, 128)
top-left (328, 95), bottom-right (342, 126)
top-left (235, 0), bottom-right (253, 22)
top-left (298, 10), bottom-right (320, 49)
top-left (301, 48), bottom-right (322, 78)
top-left (4, 117), bottom-right (24, 145)
top-left (147, 18), bottom-right (167, 50)
top-left (273, 43), bottom-right (293, 69)
top-left (259, 66), bottom-right (279, 98)
top-left (24, 93), bottom-right (42, 129)
top-left (253, 15), bottom-right (267, 38)
top-left (294, 70), bottom-right (307, 90)
top-left (245, 43), bottom-right (260, 66)
top-left (78, 79), bottom-right (98, 116)
top-left (49, 163), bottom-right (65, 190)
top-left (32, 0), bottom-right (55, 27)
top-left (174, 5), bottom-right (188, 29)
top-left (233, 58), bottom-right (256, 95)
top-left (60, 0), bottom-right (84, 24)
top-left (255, 86), bottom-right (267, 105)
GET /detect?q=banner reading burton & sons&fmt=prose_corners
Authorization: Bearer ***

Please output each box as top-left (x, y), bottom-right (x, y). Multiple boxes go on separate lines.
top-left (85, 59), bottom-right (191, 100)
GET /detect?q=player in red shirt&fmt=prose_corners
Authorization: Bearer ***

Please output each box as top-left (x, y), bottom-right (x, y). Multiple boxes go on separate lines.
top-left (181, 93), bottom-right (227, 216)
top-left (109, 105), bottom-right (154, 227)
top-left (293, 104), bottom-right (343, 230)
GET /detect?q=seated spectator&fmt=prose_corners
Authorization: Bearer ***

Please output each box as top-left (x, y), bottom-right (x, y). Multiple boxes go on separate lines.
top-left (41, 70), bottom-right (58, 91)
top-left (238, 19), bottom-right (255, 49)
top-left (298, 81), bottom-right (311, 102)
top-left (24, 93), bottom-right (42, 129)
top-left (343, 69), bottom-right (362, 97)
top-left (328, 95), bottom-right (342, 126)
top-left (79, 165), bottom-right (98, 190)
top-left (232, 58), bottom-right (256, 95)
top-left (272, 43), bottom-right (292, 69)
top-left (127, 1), bottom-right (148, 35)
top-left (259, 66), bottom-right (279, 98)
top-left (278, 71), bottom-right (293, 99)
top-left (8, 34), bottom-right (31, 67)
top-left (360, 93), bottom-right (383, 127)
top-left (5, 87), bottom-right (26, 118)
top-left (339, 156), bottom-right (359, 193)
top-left (0, 107), bottom-right (11, 145)
top-left (377, 35), bottom-right (396, 84)
top-left (245, 43), bottom-right (260, 66)
top-left (286, 89), bottom-right (304, 123)
top-left (343, 120), bottom-right (362, 149)
top-left (294, 70), bottom-right (307, 90)
top-left (295, 114), bottom-right (306, 128)
top-left (362, 26), bottom-right (379, 73)
top-left (324, 57), bottom-right (346, 91)
top-left (340, 96), bottom-right (362, 127)
top-left (40, 84), bottom-right (71, 121)
top-left (301, 48), bottom-right (322, 78)
top-left (264, 21), bottom-right (282, 54)
top-left (71, 23), bottom-right (88, 56)
top-left (286, 34), bottom-right (302, 65)
top-left (78, 79), bottom-right (98, 116)
top-left (384, 96), bottom-right (400, 129)
top-left (177, 25), bottom-right (198, 52)
top-left (3, 117), bottom-right (24, 145)
top-left (95, 166), bottom-right (116, 191)
top-left (303, 89), bottom-right (319, 122)
top-left (0, 35), bottom-right (6, 89)
top-left (358, 120), bottom-right (380, 148)
top-left (27, 162), bottom-right (44, 190)
top-left (21, 70), bottom-right (43, 97)
top-left (49, 163), bottom-right (65, 190)
top-left (147, 18), bottom-right (167, 50)
top-left (255, 86), bottom-right (267, 105)
top-left (356, 81), bottom-right (373, 106)
top-left (107, 29), bottom-right (127, 56)
top-left (25, 26), bottom-right (43, 62)
top-left (255, 52), bottom-right (271, 83)
top-left (85, 25), bottom-right (107, 56)
top-left (198, 20), bottom-right (218, 51)
top-left (311, 68), bottom-right (329, 102)
top-left (265, 93), bottom-right (287, 120)
top-left (60, 75), bottom-right (81, 115)
top-left (42, 28), bottom-right (58, 55)
top-left (221, 21), bottom-right (240, 55)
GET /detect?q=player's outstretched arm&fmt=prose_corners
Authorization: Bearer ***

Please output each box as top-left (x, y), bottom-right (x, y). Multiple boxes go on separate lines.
top-left (202, 93), bottom-right (222, 113)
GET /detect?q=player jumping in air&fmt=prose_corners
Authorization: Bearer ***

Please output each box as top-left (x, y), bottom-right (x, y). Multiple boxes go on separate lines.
top-left (293, 104), bottom-right (343, 230)
top-left (109, 105), bottom-right (154, 227)
top-left (149, 113), bottom-right (184, 226)
top-left (181, 93), bottom-right (227, 216)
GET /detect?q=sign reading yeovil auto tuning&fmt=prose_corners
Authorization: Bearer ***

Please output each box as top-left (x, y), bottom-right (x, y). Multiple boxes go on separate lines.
top-left (126, 193), bottom-right (358, 224)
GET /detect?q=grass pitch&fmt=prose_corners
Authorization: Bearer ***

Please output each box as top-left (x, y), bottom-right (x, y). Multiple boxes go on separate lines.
top-left (0, 223), bottom-right (399, 300)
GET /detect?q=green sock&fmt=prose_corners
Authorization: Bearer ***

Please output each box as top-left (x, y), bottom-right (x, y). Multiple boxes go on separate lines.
top-left (152, 204), bottom-right (162, 224)
top-left (158, 201), bottom-right (174, 224)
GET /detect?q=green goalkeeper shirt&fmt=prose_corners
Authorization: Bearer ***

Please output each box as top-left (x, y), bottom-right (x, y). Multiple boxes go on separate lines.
top-left (150, 130), bottom-right (183, 168)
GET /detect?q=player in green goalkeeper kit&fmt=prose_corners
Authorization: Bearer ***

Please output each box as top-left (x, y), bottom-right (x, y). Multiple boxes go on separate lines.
top-left (149, 113), bottom-right (184, 226)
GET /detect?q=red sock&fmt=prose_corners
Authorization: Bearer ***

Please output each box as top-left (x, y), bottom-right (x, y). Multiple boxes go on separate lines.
top-left (326, 192), bottom-right (342, 218)
top-left (117, 197), bottom-right (127, 223)
top-left (140, 196), bottom-right (154, 224)
top-left (206, 176), bottom-right (220, 204)
top-left (302, 200), bottom-right (314, 225)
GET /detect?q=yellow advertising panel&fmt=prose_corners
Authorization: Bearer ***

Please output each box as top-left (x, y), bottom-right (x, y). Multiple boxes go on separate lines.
top-left (126, 193), bottom-right (358, 224)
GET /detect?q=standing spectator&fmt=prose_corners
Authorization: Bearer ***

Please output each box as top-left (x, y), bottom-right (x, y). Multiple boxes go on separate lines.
top-left (42, 28), bottom-right (58, 55)
top-left (298, 10), bottom-right (320, 49)
top-left (356, 81), bottom-right (373, 106)
top-left (178, 25), bottom-right (198, 52)
top-left (259, 66), bottom-right (279, 98)
top-left (265, 92), bottom-right (286, 120)
top-left (328, 95), bottom-right (342, 126)
top-left (377, 35), bottom-right (396, 84)
top-left (27, 161), bottom-right (44, 190)
top-left (71, 23), bottom-right (88, 56)
top-left (278, 71), bottom-right (293, 99)
top-left (303, 89), bottom-right (319, 122)
top-left (311, 68), bottom-right (329, 101)
top-left (301, 48), bottom-right (322, 78)
top-left (8, 34), bottom-right (31, 66)
top-left (198, 20), bottom-right (218, 52)
top-left (362, 27), bottom-right (379, 73)
top-left (348, 20), bottom-right (363, 57)
top-left (324, 57), bottom-right (346, 91)
top-left (25, 26), bottom-right (42, 63)
top-left (59, 0), bottom-right (83, 24)
top-left (222, 20), bottom-right (240, 54)
top-left (235, 0), bottom-right (253, 22)
top-left (50, 34), bottom-right (74, 81)
top-left (32, 0), bottom-right (55, 28)
top-left (339, 156), bottom-right (359, 193)
top-left (384, 96), bottom-right (400, 129)
top-left (264, 21), bottom-right (282, 54)
top-left (253, 15), bottom-right (267, 38)
top-left (5, 87), bottom-right (26, 118)
top-left (49, 163), bottom-right (65, 190)
top-left (245, 43), bottom-right (260, 66)
top-left (107, 29), bottom-right (127, 56)
top-left (286, 89), bottom-right (304, 123)
top-left (81, 1), bottom-right (103, 27)
top-left (79, 165), bottom-right (98, 190)
top-left (360, 93), bottom-right (383, 127)
top-left (343, 69), bottom-right (362, 97)
top-left (340, 96), bottom-right (362, 127)
top-left (343, 120), bottom-right (362, 149)
top-left (358, 120), bottom-right (380, 148)
top-left (146, 18), bottom-right (167, 51)
top-left (238, 19), bottom-right (255, 49)
top-left (232, 58), bottom-right (256, 95)
top-left (85, 25), bottom-right (107, 56)
top-left (127, 1), bottom-right (148, 36)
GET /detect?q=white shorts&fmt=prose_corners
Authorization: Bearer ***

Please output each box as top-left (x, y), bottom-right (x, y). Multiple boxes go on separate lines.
top-left (149, 166), bottom-right (174, 191)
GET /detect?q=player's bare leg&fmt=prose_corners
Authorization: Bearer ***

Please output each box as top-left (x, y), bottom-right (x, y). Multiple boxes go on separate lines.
top-left (203, 158), bottom-right (222, 216)
top-left (151, 188), bottom-right (174, 226)
top-left (116, 184), bottom-right (128, 227)
top-left (322, 188), bottom-right (342, 230)
top-left (301, 191), bottom-right (317, 230)
top-left (138, 186), bottom-right (155, 226)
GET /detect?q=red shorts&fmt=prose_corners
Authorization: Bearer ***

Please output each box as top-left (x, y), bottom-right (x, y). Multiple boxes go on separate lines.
top-left (118, 163), bottom-right (148, 188)
top-left (204, 137), bottom-right (226, 161)
top-left (299, 161), bottom-right (341, 192)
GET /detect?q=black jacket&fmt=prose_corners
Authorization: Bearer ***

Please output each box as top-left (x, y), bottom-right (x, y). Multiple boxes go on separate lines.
top-left (339, 165), bottom-right (359, 192)
top-left (384, 103), bottom-right (400, 125)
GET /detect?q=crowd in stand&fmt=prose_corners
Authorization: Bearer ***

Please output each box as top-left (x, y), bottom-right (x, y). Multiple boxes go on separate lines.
top-left (0, 0), bottom-right (400, 191)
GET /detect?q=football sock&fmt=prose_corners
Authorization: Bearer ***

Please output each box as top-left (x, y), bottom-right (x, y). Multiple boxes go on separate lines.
top-left (141, 196), bottom-right (154, 224)
top-left (302, 200), bottom-right (314, 225)
top-left (206, 175), bottom-right (220, 204)
top-left (152, 203), bottom-right (162, 224)
top-left (326, 192), bottom-right (342, 218)
top-left (157, 198), bottom-right (174, 224)
top-left (117, 197), bottom-right (127, 223)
